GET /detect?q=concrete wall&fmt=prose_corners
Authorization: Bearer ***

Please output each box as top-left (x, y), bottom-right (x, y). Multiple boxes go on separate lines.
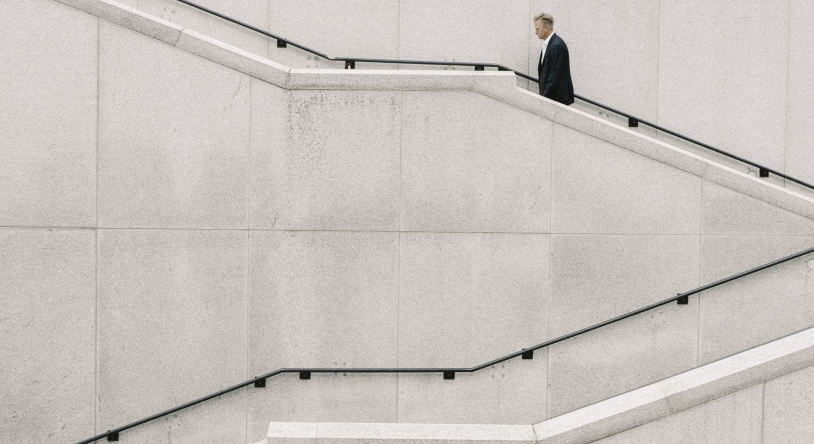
top-left (111, 0), bottom-right (814, 199)
top-left (590, 364), bottom-right (814, 444)
top-left (3, 1), bottom-right (814, 444)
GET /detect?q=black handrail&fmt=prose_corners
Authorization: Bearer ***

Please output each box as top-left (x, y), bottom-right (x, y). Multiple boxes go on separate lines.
top-left (76, 244), bottom-right (814, 443)
top-left (175, 0), bottom-right (814, 192)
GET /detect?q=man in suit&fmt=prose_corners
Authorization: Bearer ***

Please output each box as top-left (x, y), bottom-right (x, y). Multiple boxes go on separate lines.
top-left (534, 13), bottom-right (574, 106)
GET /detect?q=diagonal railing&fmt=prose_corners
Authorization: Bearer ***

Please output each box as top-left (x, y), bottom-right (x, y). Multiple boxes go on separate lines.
top-left (78, 244), bottom-right (814, 443)
top-left (174, 0), bottom-right (814, 192)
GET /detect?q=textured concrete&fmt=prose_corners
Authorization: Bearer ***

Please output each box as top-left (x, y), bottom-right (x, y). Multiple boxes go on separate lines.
top-left (56, 0), bottom-right (184, 45)
top-left (396, 233), bottom-right (548, 424)
top-left (0, 229), bottom-right (95, 444)
top-left (251, 89), bottom-right (401, 231)
top-left (784, 0), bottom-right (814, 199)
top-left (398, 233), bottom-right (549, 367)
top-left (549, 234), bottom-right (700, 337)
top-left (177, 28), bottom-right (289, 88)
top-left (591, 386), bottom-right (762, 444)
top-left (260, 323), bottom-right (814, 444)
top-left (268, 0), bottom-right (399, 71)
top-left (547, 300), bottom-right (698, 418)
top-left (399, 0), bottom-right (528, 73)
top-left (551, 124), bottom-right (703, 234)
top-left (536, 326), bottom-right (814, 444)
top-left (529, 0), bottom-right (660, 123)
top-left (98, 22), bottom-right (250, 229)
top-left (97, 229), bottom-right (248, 442)
top-left (702, 181), bottom-right (814, 235)
top-left (401, 91), bottom-right (551, 233)
top-left (44, 0), bottom-right (814, 230)
top-left (265, 422), bottom-right (536, 444)
top-left (658, 0), bottom-right (789, 172)
top-left (0, 0), bottom-right (97, 227)
top-left (248, 231), bottom-right (399, 437)
top-left (397, 358), bottom-right (548, 425)
top-left (137, 0), bottom-right (270, 57)
top-left (698, 235), bottom-right (814, 364)
top-left (764, 365), bottom-right (814, 444)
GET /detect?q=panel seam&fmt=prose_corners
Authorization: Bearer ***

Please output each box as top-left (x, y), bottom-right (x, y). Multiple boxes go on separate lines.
top-left (760, 382), bottom-right (766, 443)
top-left (94, 15), bottom-right (101, 436)
top-left (782, 0), bottom-right (792, 187)
top-left (245, 77), bottom-right (252, 444)
top-left (396, 89), bottom-right (404, 422)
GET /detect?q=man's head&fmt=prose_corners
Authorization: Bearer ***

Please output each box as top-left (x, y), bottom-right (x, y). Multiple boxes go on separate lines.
top-left (534, 13), bottom-right (554, 40)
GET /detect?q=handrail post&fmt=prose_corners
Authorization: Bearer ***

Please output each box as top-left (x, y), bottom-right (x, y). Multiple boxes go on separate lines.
top-left (344, 60), bottom-right (355, 69)
top-left (628, 118), bottom-right (638, 128)
top-left (760, 168), bottom-right (770, 178)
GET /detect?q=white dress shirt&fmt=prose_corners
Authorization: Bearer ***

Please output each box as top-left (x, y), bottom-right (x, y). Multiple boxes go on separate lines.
top-left (540, 32), bottom-right (555, 66)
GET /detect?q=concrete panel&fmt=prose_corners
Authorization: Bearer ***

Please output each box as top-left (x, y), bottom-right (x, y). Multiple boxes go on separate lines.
top-left (702, 181), bottom-right (814, 235)
top-left (0, 229), bottom-right (95, 443)
top-left (136, 0), bottom-right (270, 58)
top-left (658, 1), bottom-right (789, 171)
top-left (547, 301), bottom-right (698, 418)
top-left (698, 235), bottom-right (814, 364)
top-left (399, 0), bottom-right (529, 73)
top-left (784, 0), bottom-right (814, 198)
top-left (250, 89), bottom-right (400, 231)
top-left (247, 231), bottom-right (399, 436)
top-left (551, 124), bottom-right (703, 234)
top-left (550, 234), bottom-right (700, 338)
top-left (98, 22), bottom-right (250, 229)
top-left (396, 233), bottom-right (548, 423)
top-left (0, 0), bottom-right (96, 227)
top-left (398, 233), bottom-right (549, 366)
top-left (268, 0), bottom-right (399, 71)
top-left (400, 91), bottom-right (552, 233)
top-left (528, 0), bottom-right (660, 122)
top-left (397, 358), bottom-right (548, 425)
top-left (97, 229), bottom-right (248, 442)
top-left (592, 385), bottom-right (762, 444)
top-left (764, 365), bottom-right (814, 444)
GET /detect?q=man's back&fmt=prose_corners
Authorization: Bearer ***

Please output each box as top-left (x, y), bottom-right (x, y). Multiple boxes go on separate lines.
top-left (534, 26), bottom-right (574, 106)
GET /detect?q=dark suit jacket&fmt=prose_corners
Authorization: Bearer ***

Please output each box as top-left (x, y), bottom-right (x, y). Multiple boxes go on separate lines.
top-left (537, 33), bottom-right (574, 106)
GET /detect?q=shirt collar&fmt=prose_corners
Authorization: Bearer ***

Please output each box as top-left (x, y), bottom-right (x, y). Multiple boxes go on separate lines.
top-left (542, 32), bottom-right (555, 46)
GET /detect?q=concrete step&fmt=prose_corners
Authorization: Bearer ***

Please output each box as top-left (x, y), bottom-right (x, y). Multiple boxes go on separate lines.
top-left (260, 325), bottom-right (814, 444)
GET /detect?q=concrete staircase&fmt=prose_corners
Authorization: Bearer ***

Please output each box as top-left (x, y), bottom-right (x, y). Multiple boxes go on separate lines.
top-left (258, 326), bottom-right (814, 444)
top-left (5, 1), bottom-right (814, 443)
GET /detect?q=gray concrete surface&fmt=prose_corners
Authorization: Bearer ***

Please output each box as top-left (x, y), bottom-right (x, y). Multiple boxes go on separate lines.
top-left (6, 1), bottom-right (814, 443)
top-left (251, 89), bottom-right (401, 231)
top-left (247, 231), bottom-right (400, 437)
top-left (550, 125), bottom-right (703, 235)
top-left (0, 229), bottom-right (96, 444)
top-left (97, 229), bottom-right (248, 443)
top-left (258, 325), bottom-right (814, 444)
top-left (764, 365), bottom-right (814, 444)
top-left (98, 22), bottom-right (250, 229)
top-left (658, 0), bottom-right (789, 173)
top-left (400, 91), bottom-right (551, 233)
top-left (698, 235), bottom-right (814, 365)
top-left (0, 0), bottom-right (97, 228)
top-left (67, 0), bottom-right (814, 194)
top-left (591, 386), bottom-right (763, 444)
top-left (784, 0), bottom-right (814, 202)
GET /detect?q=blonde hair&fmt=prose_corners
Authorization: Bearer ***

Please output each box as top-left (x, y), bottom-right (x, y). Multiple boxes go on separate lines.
top-left (533, 13), bottom-right (554, 29)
